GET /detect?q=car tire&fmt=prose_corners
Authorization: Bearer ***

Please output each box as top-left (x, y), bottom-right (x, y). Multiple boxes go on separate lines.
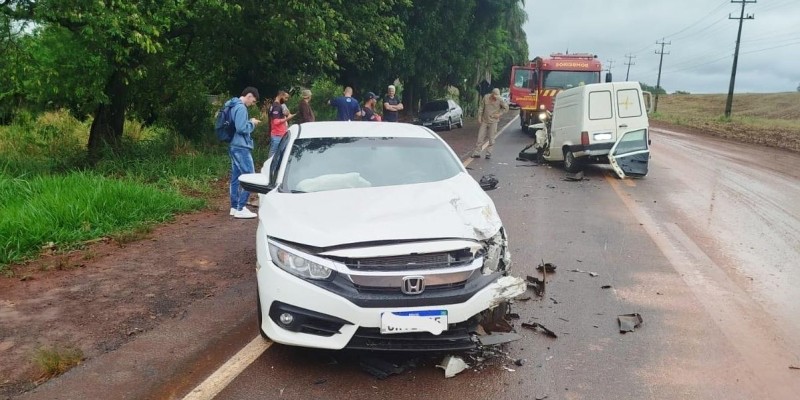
top-left (563, 149), bottom-right (582, 173)
top-left (446, 118), bottom-right (453, 131)
top-left (457, 117), bottom-right (463, 128)
top-left (256, 291), bottom-right (269, 340)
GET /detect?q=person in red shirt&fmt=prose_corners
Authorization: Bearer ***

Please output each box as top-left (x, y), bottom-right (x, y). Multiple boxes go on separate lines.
top-left (269, 108), bottom-right (294, 157)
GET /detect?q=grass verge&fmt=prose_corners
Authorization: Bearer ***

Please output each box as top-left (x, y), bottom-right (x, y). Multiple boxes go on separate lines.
top-left (32, 345), bottom-right (85, 380)
top-left (0, 171), bottom-right (204, 267)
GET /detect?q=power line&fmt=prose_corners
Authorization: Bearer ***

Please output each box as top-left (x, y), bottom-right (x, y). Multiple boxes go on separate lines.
top-left (725, 0), bottom-right (756, 118)
top-left (628, 0), bottom-right (728, 56)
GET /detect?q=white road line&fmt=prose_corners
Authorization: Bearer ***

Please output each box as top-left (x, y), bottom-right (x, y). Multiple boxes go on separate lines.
top-left (462, 115), bottom-right (520, 167)
top-left (182, 336), bottom-right (272, 400)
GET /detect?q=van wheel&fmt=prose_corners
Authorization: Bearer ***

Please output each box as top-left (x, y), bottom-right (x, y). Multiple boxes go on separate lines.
top-left (564, 149), bottom-right (582, 172)
top-left (257, 291), bottom-right (269, 339)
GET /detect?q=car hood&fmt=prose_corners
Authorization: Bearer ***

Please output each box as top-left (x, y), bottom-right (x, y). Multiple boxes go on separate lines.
top-left (418, 110), bottom-right (446, 121)
top-left (261, 173), bottom-right (502, 248)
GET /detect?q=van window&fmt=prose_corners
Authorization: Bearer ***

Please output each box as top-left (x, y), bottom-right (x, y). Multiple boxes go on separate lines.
top-left (588, 91), bottom-right (613, 120)
top-left (617, 89), bottom-right (643, 118)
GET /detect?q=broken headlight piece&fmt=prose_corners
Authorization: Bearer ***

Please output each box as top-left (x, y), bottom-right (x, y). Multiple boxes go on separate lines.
top-left (480, 229), bottom-right (509, 274)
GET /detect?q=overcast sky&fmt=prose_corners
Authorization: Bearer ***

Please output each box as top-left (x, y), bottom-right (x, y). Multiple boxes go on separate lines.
top-left (522, 0), bottom-right (799, 94)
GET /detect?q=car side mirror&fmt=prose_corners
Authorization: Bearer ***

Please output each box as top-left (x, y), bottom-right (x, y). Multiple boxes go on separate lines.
top-left (239, 173), bottom-right (273, 194)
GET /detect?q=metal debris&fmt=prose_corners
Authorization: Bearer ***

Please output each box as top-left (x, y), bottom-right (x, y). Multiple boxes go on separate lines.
top-left (562, 171), bottom-right (585, 181)
top-left (536, 262), bottom-right (557, 273)
top-left (359, 356), bottom-right (412, 380)
top-left (479, 174), bottom-right (499, 190)
top-left (521, 322), bottom-right (558, 338)
top-left (514, 358), bottom-right (527, 367)
top-left (477, 332), bottom-right (523, 346)
top-left (502, 365), bottom-right (516, 372)
top-left (618, 313), bottom-right (644, 333)
top-left (526, 275), bottom-right (545, 297)
top-left (437, 355), bottom-right (469, 378)
top-left (570, 269), bottom-right (599, 277)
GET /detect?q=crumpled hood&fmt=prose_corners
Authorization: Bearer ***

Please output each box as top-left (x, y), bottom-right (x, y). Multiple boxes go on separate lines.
top-left (261, 173), bottom-right (502, 248)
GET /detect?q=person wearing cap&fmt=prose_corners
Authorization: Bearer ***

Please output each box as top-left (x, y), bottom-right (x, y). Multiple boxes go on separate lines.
top-left (471, 88), bottom-right (509, 159)
top-left (328, 86), bottom-right (362, 121)
top-left (362, 92), bottom-right (382, 122)
top-left (298, 89), bottom-right (315, 124)
top-left (383, 85), bottom-right (403, 122)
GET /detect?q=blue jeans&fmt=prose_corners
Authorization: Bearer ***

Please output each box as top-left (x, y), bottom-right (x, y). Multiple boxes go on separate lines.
top-left (229, 146), bottom-right (255, 210)
top-left (268, 135), bottom-right (282, 158)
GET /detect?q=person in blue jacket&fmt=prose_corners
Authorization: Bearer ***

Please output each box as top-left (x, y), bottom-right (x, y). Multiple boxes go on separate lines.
top-left (226, 87), bottom-right (262, 219)
top-left (328, 86), bottom-right (362, 121)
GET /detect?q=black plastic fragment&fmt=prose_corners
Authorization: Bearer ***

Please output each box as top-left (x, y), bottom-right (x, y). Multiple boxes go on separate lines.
top-left (521, 322), bottom-right (558, 338)
top-left (479, 174), bottom-right (499, 190)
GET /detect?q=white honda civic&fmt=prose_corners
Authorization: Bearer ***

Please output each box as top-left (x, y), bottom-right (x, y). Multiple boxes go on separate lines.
top-left (238, 121), bottom-right (524, 351)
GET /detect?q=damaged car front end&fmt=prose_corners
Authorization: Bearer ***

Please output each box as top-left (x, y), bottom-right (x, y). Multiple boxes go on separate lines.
top-left (240, 122), bottom-right (524, 351)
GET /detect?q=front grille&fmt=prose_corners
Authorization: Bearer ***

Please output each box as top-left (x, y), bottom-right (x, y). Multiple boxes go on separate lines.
top-left (343, 249), bottom-right (475, 271)
top-left (353, 281), bottom-right (467, 294)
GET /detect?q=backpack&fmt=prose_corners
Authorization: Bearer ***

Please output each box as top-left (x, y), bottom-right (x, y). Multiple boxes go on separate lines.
top-left (268, 102), bottom-right (283, 122)
top-left (214, 102), bottom-right (236, 143)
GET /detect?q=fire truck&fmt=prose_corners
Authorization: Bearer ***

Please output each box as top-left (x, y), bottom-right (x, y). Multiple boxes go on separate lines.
top-left (510, 53), bottom-right (609, 132)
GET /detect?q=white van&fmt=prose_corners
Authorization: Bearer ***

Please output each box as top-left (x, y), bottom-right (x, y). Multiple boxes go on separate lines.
top-left (529, 81), bottom-right (651, 178)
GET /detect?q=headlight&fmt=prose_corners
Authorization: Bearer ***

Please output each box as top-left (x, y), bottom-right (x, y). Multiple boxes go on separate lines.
top-left (538, 112), bottom-right (547, 120)
top-left (538, 104), bottom-right (546, 110)
top-left (268, 242), bottom-right (334, 280)
top-left (434, 114), bottom-right (447, 121)
top-left (481, 229), bottom-right (510, 274)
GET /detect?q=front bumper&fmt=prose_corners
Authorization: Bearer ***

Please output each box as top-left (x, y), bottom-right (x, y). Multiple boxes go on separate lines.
top-left (414, 119), bottom-right (450, 129)
top-left (257, 264), bottom-right (520, 350)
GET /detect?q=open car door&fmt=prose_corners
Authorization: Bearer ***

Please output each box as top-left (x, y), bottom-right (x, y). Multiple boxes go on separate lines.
top-left (608, 128), bottom-right (650, 179)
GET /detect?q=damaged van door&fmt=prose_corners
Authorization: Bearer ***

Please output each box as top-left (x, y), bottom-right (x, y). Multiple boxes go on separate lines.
top-left (608, 128), bottom-right (650, 178)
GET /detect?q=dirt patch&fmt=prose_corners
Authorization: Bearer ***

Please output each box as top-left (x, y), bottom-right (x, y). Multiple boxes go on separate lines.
top-left (0, 195), bottom-right (256, 397)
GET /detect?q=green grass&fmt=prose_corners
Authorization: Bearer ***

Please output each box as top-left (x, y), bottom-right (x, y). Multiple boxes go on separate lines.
top-left (0, 172), bottom-right (203, 266)
top-left (32, 345), bottom-right (84, 379)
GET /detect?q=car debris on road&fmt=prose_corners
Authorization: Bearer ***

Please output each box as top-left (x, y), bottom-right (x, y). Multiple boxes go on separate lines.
top-left (618, 313), bottom-right (644, 333)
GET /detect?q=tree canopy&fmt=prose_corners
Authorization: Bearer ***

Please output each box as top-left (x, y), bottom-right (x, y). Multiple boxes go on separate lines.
top-left (0, 0), bottom-right (528, 158)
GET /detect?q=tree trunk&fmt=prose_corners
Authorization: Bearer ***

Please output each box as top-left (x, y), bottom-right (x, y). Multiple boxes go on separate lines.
top-left (88, 70), bottom-right (128, 162)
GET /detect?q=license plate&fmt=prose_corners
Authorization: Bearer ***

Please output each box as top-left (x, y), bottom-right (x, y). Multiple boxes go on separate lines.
top-left (380, 310), bottom-right (448, 335)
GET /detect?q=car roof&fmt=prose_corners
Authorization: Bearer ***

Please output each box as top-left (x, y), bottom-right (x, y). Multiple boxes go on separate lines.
top-left (296, 121), bottom-right (437, 139)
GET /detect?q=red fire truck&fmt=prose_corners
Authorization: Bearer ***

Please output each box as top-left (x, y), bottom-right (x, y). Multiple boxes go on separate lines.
top-left (510, 53), bottom-right (609, 132)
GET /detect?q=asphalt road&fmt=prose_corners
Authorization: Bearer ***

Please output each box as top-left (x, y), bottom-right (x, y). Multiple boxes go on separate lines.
top-left (19, 118), bottom-right (800, 400)
top-left (206, 123), bottom-right (800, 399)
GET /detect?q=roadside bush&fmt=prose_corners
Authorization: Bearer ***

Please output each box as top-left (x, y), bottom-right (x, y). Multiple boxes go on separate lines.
top-left (0, 109), bottom-right (89, 175)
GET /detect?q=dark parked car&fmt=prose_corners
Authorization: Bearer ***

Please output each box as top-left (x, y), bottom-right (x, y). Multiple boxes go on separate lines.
top-left (414, 99), bottom-right (463, 130)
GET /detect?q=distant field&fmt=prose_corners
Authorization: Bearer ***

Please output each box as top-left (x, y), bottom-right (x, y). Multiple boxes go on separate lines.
top-left (651, 92), bottom-right (800, 152)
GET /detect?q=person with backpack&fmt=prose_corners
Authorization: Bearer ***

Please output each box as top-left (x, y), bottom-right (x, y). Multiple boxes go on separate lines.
top-left (225, 87), bottom-right (262, 219)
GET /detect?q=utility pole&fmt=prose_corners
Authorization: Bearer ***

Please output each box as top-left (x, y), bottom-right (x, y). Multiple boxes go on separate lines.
top-left (654, 38), bottom-right (671, 113)
top-left (605, 58), bottom-right (615, 74)
top-left (725, 0), bottom-right (755, 118)
top-left (624, 54), bottom-right (636, 81)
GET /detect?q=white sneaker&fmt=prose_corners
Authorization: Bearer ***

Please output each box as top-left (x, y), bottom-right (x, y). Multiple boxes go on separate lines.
top-left (229, 208), bottom-right (237, 216)
top-left (233, 207), bottom-right (258, 219)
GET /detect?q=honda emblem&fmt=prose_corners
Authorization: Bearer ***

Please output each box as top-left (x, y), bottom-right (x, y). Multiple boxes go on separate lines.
top-left (401, 276), bottom-right (425, 295)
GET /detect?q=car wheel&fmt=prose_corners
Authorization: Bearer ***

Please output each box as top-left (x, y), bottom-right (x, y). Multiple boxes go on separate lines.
top-left (257, 291), bottom-right (269, 339)
top-left (457, 117), bottom-right (463, 128)
top-left (446, 118), bottom-right (453, 131)
top-left (563, 149), bottom-right (582, 173)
